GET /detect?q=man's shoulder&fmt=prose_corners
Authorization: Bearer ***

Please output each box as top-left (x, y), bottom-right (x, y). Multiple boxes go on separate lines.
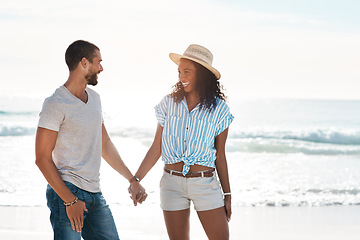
top-left (39, 87), bottom-right (66, 125)
top-left (43, 86), bottom-right (78, 110)
top-left (43, 86), bottom-right (64, 103)
top-left (53, 85), bottom-right (74, 99)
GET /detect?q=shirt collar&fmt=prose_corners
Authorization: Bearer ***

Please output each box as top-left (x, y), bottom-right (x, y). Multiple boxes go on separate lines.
top-left (182, 97), bottom-right (200, 113)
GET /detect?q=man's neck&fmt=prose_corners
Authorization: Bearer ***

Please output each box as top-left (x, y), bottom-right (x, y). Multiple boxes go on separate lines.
top-left (64, 73), bottom-right (88, 102)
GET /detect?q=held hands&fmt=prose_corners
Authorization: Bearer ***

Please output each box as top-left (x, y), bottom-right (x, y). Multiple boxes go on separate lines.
top-left (128, 181), bottom-right (148, 206)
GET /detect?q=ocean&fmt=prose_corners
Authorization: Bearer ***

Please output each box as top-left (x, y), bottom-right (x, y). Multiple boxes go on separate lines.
top-left (0, 91), bottom-right (360, 208)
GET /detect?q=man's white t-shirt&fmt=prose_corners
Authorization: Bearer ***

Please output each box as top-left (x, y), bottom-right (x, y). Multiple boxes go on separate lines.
top-left (38, 86), bottom-right (103, 192)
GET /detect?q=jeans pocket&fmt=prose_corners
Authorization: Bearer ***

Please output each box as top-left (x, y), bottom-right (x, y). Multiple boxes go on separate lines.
top-left (46, 184), bottom-right (56, 209)
top-left (64, 181), bottom-right (80, 195)
top-left (46, 182), bottom-right (80, 210)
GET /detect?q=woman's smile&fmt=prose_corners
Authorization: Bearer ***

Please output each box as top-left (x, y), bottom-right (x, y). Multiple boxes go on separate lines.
top-left (182, 82), bottom-right (190, 88)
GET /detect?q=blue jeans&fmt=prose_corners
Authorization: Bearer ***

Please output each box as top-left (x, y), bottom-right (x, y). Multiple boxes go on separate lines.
top-left (46, 181), bottom-right (120, 240)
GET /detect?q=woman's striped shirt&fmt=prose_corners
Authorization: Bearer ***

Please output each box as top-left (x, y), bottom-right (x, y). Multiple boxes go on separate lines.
top-left (155, 95), bottom-right (234, 175)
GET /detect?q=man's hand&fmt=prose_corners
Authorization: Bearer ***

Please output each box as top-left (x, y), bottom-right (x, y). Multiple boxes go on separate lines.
top-left (128, 182), bottom-right (148, 206)
top-left (65, 200), bottom-right (88, 232)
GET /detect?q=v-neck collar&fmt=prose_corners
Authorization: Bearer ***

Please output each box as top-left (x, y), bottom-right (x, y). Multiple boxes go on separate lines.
top-left (61, 85), bottom-right (89, 105)
top-left (182, 97), bottom-right (200, 113)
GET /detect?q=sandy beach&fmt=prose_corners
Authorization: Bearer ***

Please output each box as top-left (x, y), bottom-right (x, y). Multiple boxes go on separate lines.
top-left (0, 204), bottom-right (359, 239)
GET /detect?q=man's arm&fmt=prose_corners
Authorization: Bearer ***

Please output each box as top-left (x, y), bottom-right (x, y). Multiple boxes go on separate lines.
top-left (101, 124), bottom-right (146, 205)
top-left (35, 127), bottom-right (87, 232)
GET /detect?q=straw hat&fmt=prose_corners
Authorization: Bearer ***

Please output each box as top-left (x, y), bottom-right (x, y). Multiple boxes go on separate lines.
top-left (169, 44), bottom-right (221, 79)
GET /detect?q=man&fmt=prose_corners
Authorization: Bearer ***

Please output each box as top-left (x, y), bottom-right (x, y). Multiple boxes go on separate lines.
top-left (35, 40), bottom-right (146, 239)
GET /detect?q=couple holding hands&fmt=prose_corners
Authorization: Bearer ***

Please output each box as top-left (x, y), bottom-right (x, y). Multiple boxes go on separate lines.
top-left (35, 40), bottom-right (233, 240)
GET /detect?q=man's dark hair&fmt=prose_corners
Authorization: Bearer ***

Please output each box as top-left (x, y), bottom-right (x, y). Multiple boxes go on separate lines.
top-left (65, 40), bottom-right (100, 71)
top-left (171, 60), bottom-right (226, 111)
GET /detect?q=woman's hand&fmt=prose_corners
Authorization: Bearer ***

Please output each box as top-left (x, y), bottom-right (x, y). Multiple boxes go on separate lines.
top-left (224, 195), bottom-right (232, 222)
top-left (128, 182), bottom-right (148, 206)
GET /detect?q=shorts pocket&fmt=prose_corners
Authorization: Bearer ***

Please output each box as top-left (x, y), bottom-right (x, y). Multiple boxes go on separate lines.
top-left (210, 176), bottom-right (221, 190)
top-left (160, 172), bottom-right (176, 189)
top-left (200, 175), bottom-right (221, 191)
top-left (159, 174), bottom-right (165, 188)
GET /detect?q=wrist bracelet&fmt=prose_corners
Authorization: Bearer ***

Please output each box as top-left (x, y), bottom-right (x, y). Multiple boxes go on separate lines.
top-left (64, 197), bottom-right (78, 206)
top-left (223, 192), bottom-right (231, 196)
top-left (129, 175), bottom-right (140, 184)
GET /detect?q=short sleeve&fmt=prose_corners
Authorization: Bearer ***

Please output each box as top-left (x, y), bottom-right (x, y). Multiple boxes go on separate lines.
top-left (38, 98), bottom-right (64, 132)
top-left (154, 96), bottom-right (169, 127)
top-left (215, 102), bottom-right (234, 136)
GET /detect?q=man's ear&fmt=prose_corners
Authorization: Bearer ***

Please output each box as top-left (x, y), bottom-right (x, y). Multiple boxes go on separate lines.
top-left (80, 57), bottom-right (88, 69)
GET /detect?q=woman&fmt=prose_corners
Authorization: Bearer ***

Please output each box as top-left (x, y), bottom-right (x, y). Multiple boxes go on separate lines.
top-left (132, 44), bottom-right (233, 239)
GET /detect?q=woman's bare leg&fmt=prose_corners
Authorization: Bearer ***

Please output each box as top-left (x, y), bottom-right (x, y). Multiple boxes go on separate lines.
top-left (163, 209), bottom-right (190, 240)
top-left (197, 207), bottom-right (229, 240)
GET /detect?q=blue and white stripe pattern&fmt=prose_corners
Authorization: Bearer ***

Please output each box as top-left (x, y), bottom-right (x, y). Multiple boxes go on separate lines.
top-left (155, 95), bottom-right (234, 175)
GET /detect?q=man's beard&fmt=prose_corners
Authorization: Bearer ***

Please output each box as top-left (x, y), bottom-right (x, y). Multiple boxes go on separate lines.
top-left (86, 71), bottom-right (98, 86)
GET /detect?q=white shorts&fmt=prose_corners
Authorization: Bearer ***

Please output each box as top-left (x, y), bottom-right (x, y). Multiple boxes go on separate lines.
top-left (160, 170), bottom-right (224, 211)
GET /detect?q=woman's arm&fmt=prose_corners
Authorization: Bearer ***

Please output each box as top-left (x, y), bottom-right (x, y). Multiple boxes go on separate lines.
top-left (215, 128), bottom-right (232, 221)
top-left (134, 123), bottom-right (163, 181)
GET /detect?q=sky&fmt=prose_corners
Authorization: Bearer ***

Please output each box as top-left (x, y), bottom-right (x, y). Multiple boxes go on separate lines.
top-left (1, 0), bottom-right (360, 100)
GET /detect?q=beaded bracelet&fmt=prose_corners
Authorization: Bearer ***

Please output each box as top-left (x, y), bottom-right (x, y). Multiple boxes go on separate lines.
top-left (64, 197), bottom-right (79, 206)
